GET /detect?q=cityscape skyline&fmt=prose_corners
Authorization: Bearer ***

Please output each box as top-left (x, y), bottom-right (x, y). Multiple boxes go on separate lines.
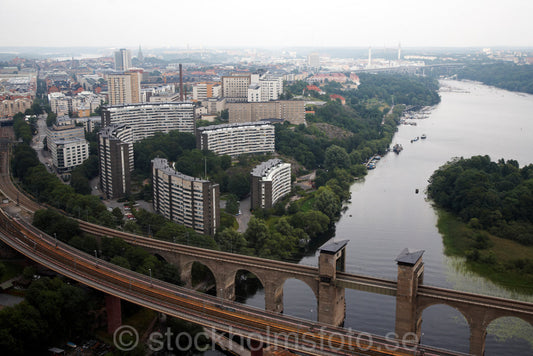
top-left (1, 0), bottom-right (532, 49)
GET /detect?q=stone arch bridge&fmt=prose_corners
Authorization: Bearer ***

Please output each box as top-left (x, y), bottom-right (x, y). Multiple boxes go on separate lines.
top-left (81, 222), bottom-right (533, 355)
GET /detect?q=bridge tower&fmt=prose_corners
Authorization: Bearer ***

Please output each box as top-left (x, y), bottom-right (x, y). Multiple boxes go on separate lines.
top-left (317, 240), bottom-right (348, 326)
top-left (395, 248), bottom-right (424, 344)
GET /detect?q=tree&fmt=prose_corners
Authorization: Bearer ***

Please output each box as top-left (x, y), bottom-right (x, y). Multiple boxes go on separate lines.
top-left (225, 194), bottom-right (239, 215)
top-left (112, 207), bottom-right (124, 226)
top-left (314, 186), bottom-right (341, 220)
top-left (290, 210), bottom-right (330, 239)
top-left (244, 217), bottom-right (270, 253)
top-left (216, 228), bottom-right (248, 253)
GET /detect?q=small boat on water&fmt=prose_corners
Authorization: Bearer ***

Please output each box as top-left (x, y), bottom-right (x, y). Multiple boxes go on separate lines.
top-left (421, 134), bottom-right (427, 139)
top-left (393, 144), bottom-right (403, 153)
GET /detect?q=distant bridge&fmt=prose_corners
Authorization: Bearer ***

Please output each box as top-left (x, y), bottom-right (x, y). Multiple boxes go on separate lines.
top-left (354, 63), bottom-right (465, 75)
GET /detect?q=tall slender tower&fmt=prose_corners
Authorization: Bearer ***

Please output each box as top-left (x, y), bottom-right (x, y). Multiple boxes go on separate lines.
top-left (367, 47), bottom-right (372, 68)
top-left (137, 45), bottom-right (144, 63)
top-left (398, 42), bottom-right (402, 61)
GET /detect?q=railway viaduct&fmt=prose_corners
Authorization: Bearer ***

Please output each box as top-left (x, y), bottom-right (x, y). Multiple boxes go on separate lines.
top-left (81, 222), bottom-right (533, 356)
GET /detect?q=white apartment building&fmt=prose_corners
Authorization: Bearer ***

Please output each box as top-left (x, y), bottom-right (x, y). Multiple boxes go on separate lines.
top-left (47, 124), bottom-right (89, 173)
top-left (102, 102), bottom-right (195, 142)
top-left (258, 75), bottom-right (283, 101)
top-left (152, 158), bottom-right (220, 235)
top-left (251, 159), bottom-right (291, 209)
top-left (196, 122), bottom-right (275, 156)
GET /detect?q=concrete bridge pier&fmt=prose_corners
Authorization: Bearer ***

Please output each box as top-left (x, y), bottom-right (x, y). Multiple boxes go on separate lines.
top-left (394, 248), bottom-right (424, 344)
top-left (265, 282), bottom-right (283, 313)
top-left (105, 294), bottom-right (122, 334)
top-left (317, 240), bottom-right (348, 326)
top-left (216, 271), bottom-right (236, 300)
top-left (469, 320), bottom-right (486, 356)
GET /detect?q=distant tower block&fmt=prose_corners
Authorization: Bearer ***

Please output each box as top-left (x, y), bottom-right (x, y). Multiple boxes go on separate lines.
top-left (398, 42), bottom-right (402, 61)
top-left (318, 240), bottom-right (348, 326)
top-left (368, 47), bottom-right (372, 68)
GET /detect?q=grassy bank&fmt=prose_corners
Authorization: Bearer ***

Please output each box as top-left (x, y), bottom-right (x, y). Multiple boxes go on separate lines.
top-left (437, 209), bottom-right (533, 295)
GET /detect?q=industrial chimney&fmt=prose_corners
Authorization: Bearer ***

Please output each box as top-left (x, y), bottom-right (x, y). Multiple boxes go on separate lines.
top-left (179, 64), bottom-right (184, 101)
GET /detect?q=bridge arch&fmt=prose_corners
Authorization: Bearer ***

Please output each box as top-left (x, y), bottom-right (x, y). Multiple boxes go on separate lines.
top-left (233, 269), bottom-right (265, 309)
top-left (281, 277), bottom-right (319, 321)
top-left (418, 303), bottom-right (470, 354)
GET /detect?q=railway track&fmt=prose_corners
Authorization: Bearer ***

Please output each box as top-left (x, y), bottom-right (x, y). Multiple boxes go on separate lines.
top-left (1, 208), bottom-right (435, 356)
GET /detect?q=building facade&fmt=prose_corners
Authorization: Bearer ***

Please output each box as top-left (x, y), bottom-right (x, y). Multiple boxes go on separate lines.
top-left (114, 49), bottom-right (132, 71)
top-left (227, 100), bottom-right (305, 125)
top-left (221, 74), bottom-right (251, 102)
top-left (196, 122), bottom-right (275, 157)
top-left (251, 159), bottom-right (291, 210)
top-left (152, 158), bottom-right (220, 235)
top-left (107, 70), bottom-right (141, 105)
top-left (46, 124), bottom-right (89, 173)
top-left (102, 102), bottom-right (195, 142)
top-left (192, 82), bottom-right (221, 102)
top-left (98, 124), bottom-right (134, 199)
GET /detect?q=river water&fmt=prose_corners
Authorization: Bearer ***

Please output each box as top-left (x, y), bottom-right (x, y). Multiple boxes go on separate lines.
top-left (243, 80), bottom-right (533, 355)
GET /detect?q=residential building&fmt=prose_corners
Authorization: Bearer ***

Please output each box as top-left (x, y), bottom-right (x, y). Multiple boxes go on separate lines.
top-left (251, 159), bottom-right (291, 210)
top-left (152, 158), bottom-right (220, 235)
top-left (98, 124), bottom-right (134, 199)
top-left (0, 97), bottom-right (32, 117)
top-left (46, 124), bottom-right (89, 173)
top-left (114, 49), bottom-right (132, 71)
top-left (308, 53), bottom-right (320, 69)
top-left (107, 70), bottom-right (142, 105)
top-left (196, 122), bottom-right (275, 156)
top-left (227, 100), bottom-right (305, 125)
top-left (221, 74), bottom-right (251, 102)
top-left (206, 98), bottom-right (226, 115)
top-left (258, 75), bottom-right (283, 101)
top-left (247, 84), bottom-right (262, 102)
top-left (101, 102), bottom-right (195, 142)
top-left (192, 82), bottom-right (221, 102)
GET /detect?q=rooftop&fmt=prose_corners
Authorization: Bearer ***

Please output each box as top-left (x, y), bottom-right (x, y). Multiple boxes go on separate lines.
top-left (320, 240), bottom-right (349, 254)
top-left (396, 248), bottom-right (425, 266)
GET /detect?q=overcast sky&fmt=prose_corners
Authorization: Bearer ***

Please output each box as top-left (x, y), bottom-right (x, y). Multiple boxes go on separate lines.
top-left (1, 0), bottom-right (532, 49)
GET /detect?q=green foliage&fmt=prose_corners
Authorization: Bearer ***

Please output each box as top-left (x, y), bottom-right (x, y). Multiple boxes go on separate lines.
top-left (325, 145), bottom-right (350, 170)
top-left (33, 209), bottom-right (81, 242)
top-left (428, 156), bottom-right (533, 245)
top-left (46, 112), bottom-right (57, 127)
top-left (133, 131), bottom-right (196, 176)
top-left (458, 62), bottom-right (533, 94)
top-left (12, 143), bottom-right (115, 226)
top-left (12, 113), bottom-right (32, 144)
top-left (314, 186), bottom-right (342, 220)
top-left (225, 194), bottom-right (239, 215)
top-left (216, 228), bottom-right (249, 254)
top-left (0, 277), bottom-right (96, 355)
top-left (355, 73), bottom-right (440, 106)
top-left (290, 210), bottom-right (330, 239)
